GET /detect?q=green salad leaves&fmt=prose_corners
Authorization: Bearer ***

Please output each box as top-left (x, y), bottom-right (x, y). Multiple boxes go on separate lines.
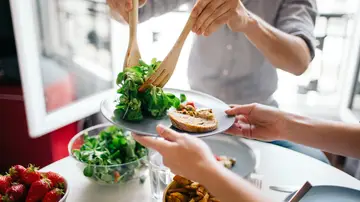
top-left (115, 58), bottom-right (186, 121)
top-left (72, 126), bottom-right (147, 184)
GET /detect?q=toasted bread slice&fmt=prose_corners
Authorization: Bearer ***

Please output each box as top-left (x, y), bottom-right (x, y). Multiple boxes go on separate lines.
top-left (168, 111), bottom-right (218, 133)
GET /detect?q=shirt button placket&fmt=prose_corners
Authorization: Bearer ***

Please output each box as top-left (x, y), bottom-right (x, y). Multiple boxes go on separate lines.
top-left (222, 44), bottom-right (233, 76)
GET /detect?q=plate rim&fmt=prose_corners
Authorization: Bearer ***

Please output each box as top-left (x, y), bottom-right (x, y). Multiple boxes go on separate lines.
top-left (100, 88), bottom-right (235, 137)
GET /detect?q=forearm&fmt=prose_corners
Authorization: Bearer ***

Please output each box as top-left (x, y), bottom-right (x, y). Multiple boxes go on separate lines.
top-left (139, 0), bottom-right (193, 23)
top-left (243, 13), bottom-right (311, 76)
top-left (285, 113), bottom-right (360, 158)
top-left (199, 164), bottom-right (270, 202)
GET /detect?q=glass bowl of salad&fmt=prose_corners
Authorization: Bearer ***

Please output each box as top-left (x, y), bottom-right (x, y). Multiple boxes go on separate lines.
top-left (68, 123), bottom-right (148, 185)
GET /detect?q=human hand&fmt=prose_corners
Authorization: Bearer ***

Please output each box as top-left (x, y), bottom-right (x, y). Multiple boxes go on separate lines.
top-left (132, 124), bottom-right (219, 183)
top-left (191, 0), bottom-right (255, 36)
top-left (225, 103), bottom-right (288, 141)
top-left (106, 0), bottom-right (147, 23)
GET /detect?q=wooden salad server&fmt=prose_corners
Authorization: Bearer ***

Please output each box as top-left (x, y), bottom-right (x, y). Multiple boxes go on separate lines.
top-left (138, 16), bottom-right (194, 92)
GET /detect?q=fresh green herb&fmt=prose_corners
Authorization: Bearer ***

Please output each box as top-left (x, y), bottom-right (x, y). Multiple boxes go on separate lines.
top-left (115, 58), bottom-right (186, 121)
top-left (180, 94), bottom-right (187, 103)
top-left (72, 125), bottom-right (147, 184)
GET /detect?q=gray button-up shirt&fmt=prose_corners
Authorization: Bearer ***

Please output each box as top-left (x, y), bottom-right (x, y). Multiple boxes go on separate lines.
top-left (139, 0), bottom-right (317, 105)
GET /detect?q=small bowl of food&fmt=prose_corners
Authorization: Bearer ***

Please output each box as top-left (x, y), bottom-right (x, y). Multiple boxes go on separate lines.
top-left (68, 123), bottom-right (148, 185)
top-left (163, 175), bottom-right (220, 202)
top-left (162, 154), bottom-right (236, 202)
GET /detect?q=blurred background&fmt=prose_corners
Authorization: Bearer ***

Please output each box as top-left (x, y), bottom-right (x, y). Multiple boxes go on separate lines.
top-left (1, 0), bottom-right (360, 177)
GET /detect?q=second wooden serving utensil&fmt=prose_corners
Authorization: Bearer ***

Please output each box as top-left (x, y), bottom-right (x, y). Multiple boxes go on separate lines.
top-left (138, 16), bottom-right (194, 92)
top-left (123, 0), bottom-right (141, 69)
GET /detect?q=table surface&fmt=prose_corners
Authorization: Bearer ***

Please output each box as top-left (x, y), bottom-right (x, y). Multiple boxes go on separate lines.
top-left (41, 138), bottom-right (360, 202)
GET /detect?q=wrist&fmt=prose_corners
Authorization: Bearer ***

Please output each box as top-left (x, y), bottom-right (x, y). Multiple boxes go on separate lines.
top-left (242, 11), bottom-right (260, 35)
top-left (283, 112), bottom-right (314, 141)
top-left (196, 162), bottom-right (225, 185)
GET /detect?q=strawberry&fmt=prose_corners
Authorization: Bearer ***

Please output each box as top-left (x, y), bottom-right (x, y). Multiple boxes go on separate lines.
top-left (9, 165), bottom-right (26, 182)
top-left (42, 188), bottom-right (64, 202)
top-left (0, 175), bottom-right (11, 195)
top-left (26, 178), bottom-right (53, 202)
top-left (21, 164), bottom-right (41, 185)
top-left (5, 183), bottom-right (27, 201)
top-left (44, 172), bottom-right (65, 189)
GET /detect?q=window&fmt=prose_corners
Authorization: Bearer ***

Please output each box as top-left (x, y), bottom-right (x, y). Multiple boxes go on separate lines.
top-left (36, 0), bottom-right (113, 112)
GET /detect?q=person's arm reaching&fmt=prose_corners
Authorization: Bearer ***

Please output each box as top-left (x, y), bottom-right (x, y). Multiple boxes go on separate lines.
top-left (200, 163), bottom-right (269, 202)
top-left (133, 125), bottom-right (271, 202)
top-left (225, 104), bottom-right (360, 159)
top-left (243, 0), bottom-right (317, 75)
top-left (285, 114), bottom-right (360, 159)
top-left (191, 0), bottom-right (317, 76)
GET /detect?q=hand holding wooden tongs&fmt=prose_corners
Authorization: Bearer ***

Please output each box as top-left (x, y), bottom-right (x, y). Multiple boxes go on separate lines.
top-left (109, 0), bottom-right (141, 69)
top-left (109, 0), bottom-right (193, 91)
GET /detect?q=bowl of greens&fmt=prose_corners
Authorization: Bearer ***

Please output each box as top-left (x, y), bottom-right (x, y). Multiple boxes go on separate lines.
top-left (68, 123), bottom-right (148, 185)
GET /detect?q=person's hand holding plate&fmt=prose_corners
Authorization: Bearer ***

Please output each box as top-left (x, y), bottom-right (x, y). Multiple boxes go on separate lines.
top-left (132, 124), bottom-right (219, 183)
top-left (225, 103), bottom-right (288, 141)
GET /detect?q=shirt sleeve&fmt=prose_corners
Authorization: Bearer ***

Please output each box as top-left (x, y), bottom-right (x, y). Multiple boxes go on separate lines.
top-left (275, 0), bottom-right (317, 60)
top-left (139, 0), bottom-right (194, 23)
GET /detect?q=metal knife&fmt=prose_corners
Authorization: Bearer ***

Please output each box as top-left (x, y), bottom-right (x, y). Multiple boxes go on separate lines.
top-left (269, 185), bottom-right (299, 193)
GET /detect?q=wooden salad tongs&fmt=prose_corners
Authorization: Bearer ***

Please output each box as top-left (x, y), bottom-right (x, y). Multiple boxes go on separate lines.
top-left (138, 16), bottom-right (194, 92)
top-left (110, 0), bottom-right (142, 69)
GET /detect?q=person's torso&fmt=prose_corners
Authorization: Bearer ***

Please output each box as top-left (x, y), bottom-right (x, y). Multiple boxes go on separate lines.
top-left (188, 0), bottom-right (283, 106)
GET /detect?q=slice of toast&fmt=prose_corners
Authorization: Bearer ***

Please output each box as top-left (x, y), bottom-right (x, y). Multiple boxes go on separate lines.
top-left (168, 111), bottom-right (218, 133)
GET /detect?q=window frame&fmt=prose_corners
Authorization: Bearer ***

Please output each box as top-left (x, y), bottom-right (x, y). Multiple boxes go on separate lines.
top-left (9, 0), bottom-right (126, 138)
top-left (339, 5), bottom-right (360, 123)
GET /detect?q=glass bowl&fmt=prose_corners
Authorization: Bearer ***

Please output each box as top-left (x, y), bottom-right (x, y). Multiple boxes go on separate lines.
top-left (68, 123), bottom-right (148, 185)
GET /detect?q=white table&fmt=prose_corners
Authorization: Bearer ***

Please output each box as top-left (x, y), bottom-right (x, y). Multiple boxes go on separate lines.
top-left (41, 139), bottom-right (360, 202)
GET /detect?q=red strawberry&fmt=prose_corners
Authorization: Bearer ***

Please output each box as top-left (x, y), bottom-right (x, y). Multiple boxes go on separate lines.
top-left (26, 178), bottom-right (53, 202)
top-left (0, 175), bottom-right (11, 195)
top-left (42, 188), bottom-right (64, 202)
top-left (44, 172), bottom-right (65, 189)
top-left (21, 165), bottom-right (41, 185)
top-left (5, 183), bottom-right (27, 201)
top-left (9, 165), bottom-right (26, 182)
